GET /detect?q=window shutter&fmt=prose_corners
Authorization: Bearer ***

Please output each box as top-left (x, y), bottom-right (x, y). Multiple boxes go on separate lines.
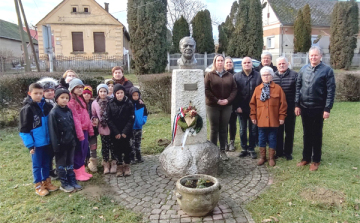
top-left (72, 32), bottom-right (84, 52)
top-left (94, 32), bottom-right (105, 53)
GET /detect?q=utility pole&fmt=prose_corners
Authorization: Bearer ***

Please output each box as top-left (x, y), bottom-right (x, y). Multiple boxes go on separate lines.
top-left (19, 0), bottom-right (40, 72)
top-left (14, 0), bottom-right (30, 72)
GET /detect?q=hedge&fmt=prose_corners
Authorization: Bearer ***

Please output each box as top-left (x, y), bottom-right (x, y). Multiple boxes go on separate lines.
top-left (0, 72), bottom-right (104, 128)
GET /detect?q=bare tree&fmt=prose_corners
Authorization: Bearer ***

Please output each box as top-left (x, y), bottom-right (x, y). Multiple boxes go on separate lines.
top-left (167, 0), bottom-right (206, 30)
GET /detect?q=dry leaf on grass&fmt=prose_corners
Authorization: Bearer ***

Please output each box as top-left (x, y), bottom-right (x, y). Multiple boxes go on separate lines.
top-left (93, 207), bottom-right (99, 210)
top-left (270, 216), bottom-right (279, 222)
top-left (352, 167), bottom-right (358, 170)
top-left (261, 219), bottom-right (272, 223)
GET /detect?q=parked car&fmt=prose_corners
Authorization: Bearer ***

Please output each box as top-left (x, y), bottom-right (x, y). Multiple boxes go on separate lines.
top-left (205, 58), bottom-right (261, 74)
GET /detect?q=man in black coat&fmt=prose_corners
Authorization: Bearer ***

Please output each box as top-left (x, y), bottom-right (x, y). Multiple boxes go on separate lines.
top-left (273, 56), bottom-right (297, 160)
top-left (233, 57), bottom-right (262, 159)
top-left (255, 52), bottom-right (278, 73)
top-left (295, 46), bottom-right (336, 171)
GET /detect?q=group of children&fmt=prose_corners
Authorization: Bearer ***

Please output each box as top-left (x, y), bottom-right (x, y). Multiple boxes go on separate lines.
top-left (19, 66), bottom-right (148, 196)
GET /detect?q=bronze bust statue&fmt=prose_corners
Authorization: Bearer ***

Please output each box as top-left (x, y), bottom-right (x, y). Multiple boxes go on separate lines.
top-left (177, 37), bottom-right (197, 68)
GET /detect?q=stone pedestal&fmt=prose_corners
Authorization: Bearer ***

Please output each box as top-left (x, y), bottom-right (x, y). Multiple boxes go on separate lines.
top-left (159, 69), bottom-right (219, 178)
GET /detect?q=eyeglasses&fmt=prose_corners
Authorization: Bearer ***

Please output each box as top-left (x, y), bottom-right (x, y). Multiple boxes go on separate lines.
top-left (75, 86), bottom-right (84, 89)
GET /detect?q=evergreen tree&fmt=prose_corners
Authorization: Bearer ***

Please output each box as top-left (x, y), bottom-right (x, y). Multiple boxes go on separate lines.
top-left (302, 4), bottom-right (312, 52)
top-left (127, 0), bottom-right (168, 74)
top-left (228, 0), bottom-right (250, 57)
top-left (191, 10), bottom-right (215, 53)
top-left (247, 0), bottom-right (263, 60)
top-left (217, 23), bottom-right (228, 53)
top-left (330, 0), bottom-right (359, 69)
top-left (221, 1), bottom-right (238, 54)
top-left (171, 16), bottom-right (190, 53)
top-left (293, 9), bottom-right (307, 53)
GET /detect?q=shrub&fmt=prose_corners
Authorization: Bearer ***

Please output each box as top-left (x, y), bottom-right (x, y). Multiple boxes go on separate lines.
top-left (0, 72), bottom-right (104, 128)
top-left (138, 73), bottom-right (171, 114)
top-left (335, 71), bottom-right (360, 101)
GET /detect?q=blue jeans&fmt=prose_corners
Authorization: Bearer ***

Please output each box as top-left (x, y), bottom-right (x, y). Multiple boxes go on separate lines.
top-left (31, 145), bottom-right (51, 183)
top-left (238, 113), bottom-right (257, 151)
top-left (258, 127), bottom-right (278, 149)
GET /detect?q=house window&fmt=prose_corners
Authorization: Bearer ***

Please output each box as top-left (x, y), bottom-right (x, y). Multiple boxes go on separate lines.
top-left (267, 36), bottom-right (275, 49)
top-left (72, 7), bottom-right (77, 12)
top-left (72, 32), bottom-right (84, 52)
top-left (94, 32), bottom-right (105, 53)
top-left (84, 7), bottom-right (89, 12)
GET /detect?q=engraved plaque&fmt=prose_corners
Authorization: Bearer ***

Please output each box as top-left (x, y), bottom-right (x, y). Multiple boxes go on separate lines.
top-left (184, 83), bottom-right (198, 91)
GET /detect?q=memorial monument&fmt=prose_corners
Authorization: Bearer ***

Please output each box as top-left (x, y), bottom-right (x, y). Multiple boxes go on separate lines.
top-left (159, 37), bottom-right (220, 178)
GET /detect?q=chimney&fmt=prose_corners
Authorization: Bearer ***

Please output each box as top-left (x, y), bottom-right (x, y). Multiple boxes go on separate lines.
top-left (104, 3), bottom-right (109, 12)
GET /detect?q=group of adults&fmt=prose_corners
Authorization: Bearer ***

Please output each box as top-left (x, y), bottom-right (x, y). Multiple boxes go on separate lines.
top-left (204, 46), bottom-right (335, 171)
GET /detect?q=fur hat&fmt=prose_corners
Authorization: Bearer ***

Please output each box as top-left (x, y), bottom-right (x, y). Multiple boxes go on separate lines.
top-left (83, 85), bottom-right (93, 97)
top-left (37, 77), bottom-right (58, 90)
top-left (97, 84), bottom-right (109, 94)
top-left (105, 79), bottom-right (114, 85)
top-left (113, 84), bottom-right (125, 95)
top-left (68, 78), bottom-right (84, 92)
top-left (55, 87), bottom-right (71, 101)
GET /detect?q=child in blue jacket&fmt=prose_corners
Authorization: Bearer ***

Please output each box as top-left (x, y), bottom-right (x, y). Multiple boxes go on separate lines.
top-left (129, 87), bottom-right (148, 163)
top-left (19, 83), bottom-right (58, 196)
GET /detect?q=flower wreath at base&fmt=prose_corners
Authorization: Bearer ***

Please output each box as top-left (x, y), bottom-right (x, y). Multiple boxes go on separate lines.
top-left (172, 105), bottom-right (203, 146)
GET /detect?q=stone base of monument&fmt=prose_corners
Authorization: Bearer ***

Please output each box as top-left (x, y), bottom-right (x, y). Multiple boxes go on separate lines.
top-left (159, 141), bottom-right (220, 178)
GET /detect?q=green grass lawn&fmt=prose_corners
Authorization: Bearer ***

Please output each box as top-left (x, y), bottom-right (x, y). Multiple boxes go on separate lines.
top-left (0, 102), bottom-right (359, 222)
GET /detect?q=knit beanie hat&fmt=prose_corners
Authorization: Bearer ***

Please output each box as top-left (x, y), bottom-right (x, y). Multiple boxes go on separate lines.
top-left (55, 87), bottom-right (71, 101)
top-left (113, 84), bottom-right (125, 94)
top-left (97, 84), bottom-right (109, 94)
top-left (83, 85), bottom-right (93, 97)
top-left (105, 79), bottom-right (114, 85)
top-left (37, 77), bottom-right (58, 90)
top-left (68, 78), bottom-right (84, 92)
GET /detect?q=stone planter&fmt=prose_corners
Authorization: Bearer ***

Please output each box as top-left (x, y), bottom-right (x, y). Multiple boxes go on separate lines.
top-left (174, 174), bottom-right (221, 217)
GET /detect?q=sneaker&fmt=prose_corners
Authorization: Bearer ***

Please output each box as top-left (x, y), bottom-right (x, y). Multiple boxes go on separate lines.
top-left (60, 185), bottom-right (75, 193)
top-left (285, 154), bottom-right (293, 160)
top-left (220, 150), bottom-right (229, 161)
top-left (49, 170), bottom-right (59, 180)
top-left (228, 140), bottom-right (235, 152)
top-left (249, 151), bottom-right (257, 159)
top-left (238, 151), bottom-right (248, 158)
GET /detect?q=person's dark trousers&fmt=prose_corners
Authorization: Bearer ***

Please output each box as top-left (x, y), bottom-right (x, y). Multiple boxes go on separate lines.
top-left (206, 105), bottom-right (232, 150)
top-left (238, 112), bottom-right (257, 152)
top-left (47, 145), bottom-right (57, 178)
top-left (276, 112), bottom-right (296, 157)
top-left (131, 129), bottom-right (143, 161)
top-left (74, 130), bottom-right (89, 169)
top-left (113, 137), bottom-right (132, 165)
top-left (228, 111), bottom-right (237, 142)
top-left (301, 108), bottom-right (324, 163)
top-left (55, 144), bottom-right (75, 185)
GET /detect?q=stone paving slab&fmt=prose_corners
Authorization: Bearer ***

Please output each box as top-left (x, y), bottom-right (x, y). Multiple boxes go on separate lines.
top-left (104, 152), bottom-right (271, 223)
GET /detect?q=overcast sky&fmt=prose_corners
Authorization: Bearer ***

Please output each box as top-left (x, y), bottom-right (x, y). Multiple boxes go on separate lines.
top-left (0, 0), bottom-right (236, 39)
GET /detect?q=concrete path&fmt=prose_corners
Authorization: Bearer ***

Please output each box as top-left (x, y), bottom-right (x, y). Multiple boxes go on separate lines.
top-left (104, 152), bottom-right (271, 223)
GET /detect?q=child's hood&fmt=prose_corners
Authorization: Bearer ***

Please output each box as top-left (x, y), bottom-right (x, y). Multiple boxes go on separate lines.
top-left (129, 86), bottom-right (140, 98)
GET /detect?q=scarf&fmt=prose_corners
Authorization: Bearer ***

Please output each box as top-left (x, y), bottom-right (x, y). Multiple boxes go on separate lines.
top-left (96, 97), bottom-right (109, 128)
top-left (112, 76), bottom-right (129, 85)
top-left (260, 82), bottom-right (271, 102)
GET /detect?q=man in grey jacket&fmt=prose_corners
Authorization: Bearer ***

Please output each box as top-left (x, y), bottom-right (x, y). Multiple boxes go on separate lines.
top-left (295, 46), bottom-right (336, 171)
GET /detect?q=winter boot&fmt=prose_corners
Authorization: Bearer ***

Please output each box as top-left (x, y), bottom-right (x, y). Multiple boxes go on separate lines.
top-left (58, 168), bottom-right (74, 193)
top-left (80, 165), bottom-right (92, 178)
top-left (35, 182), bottom-right (49, 196)
top-left (67, 167), bottom-right (83, 191)
top-left (136, 151), bottom-right (144, 163)
top-left (73, 168), bottom-right (90, 181)
top-left (116, 165), bottom-right (124, 177)
top-left (220, 149), bottom-right (229, 161)
top-left (103, 161), bottom-right (110, 174)
top-left (257, 147), bottom-right (267, 166)
top-left (228, 140), bottom-right (235, 152)
top-left (88, 158), bottom-right (98, 172)
top-left (268, 148), bottom-right (276, 167)
top-left (43, 177), bottom-right (59, 192)
top-left (123, 164), bottom-right (132, 176)
top-left (110, 160), bottom-right (117, 173)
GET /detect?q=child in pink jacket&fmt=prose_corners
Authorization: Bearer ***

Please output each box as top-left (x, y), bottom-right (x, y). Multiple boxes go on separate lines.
top-left (67, 78), bottom-right (94, 181)
top-left (92, 84), bottom-right (117, 174)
